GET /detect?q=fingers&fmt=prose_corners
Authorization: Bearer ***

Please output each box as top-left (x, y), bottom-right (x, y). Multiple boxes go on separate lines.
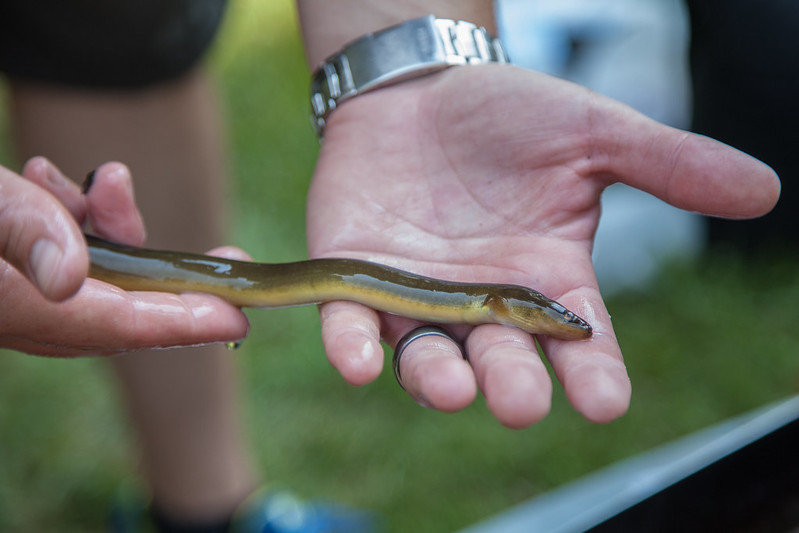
top-left (459, 283), bottom-right (629, 426)
top-left (319, 301), bottom-right (385, 386)
top-left (205, 246), bottom-right (252, 262)
top-left (537, 287), bottom-right (631, 424)
top-left (83, 162), bottom-right (146, 245)
top-left (388, 323), bottom-right (555, 426)
top-left (466, 326), bottom-right (552, 428)
top-left (320, 299), bottom-right (626, 427)
top-left (1, 275), bottom-right (251, 357)
top-left (26, 158), bottom-right (146, 245)
top-left (589, 96), bottom-right (781, 218)
top-left (2, 158), bottom-right (251, 357)
top-left (4, 158), bottom-right (145, 301)
top-left (1, 235), bottom-right (252, 357)
top-left (392, 326), bottom-right (477, 412)
top-left (319, 302), bottom-right (477, 412)
top-left (382, 281), bottom-right (629, 427)
top-left (21, 156), bottom-right (86, 219)
top-left (1, 160), bottom-right (87, 300)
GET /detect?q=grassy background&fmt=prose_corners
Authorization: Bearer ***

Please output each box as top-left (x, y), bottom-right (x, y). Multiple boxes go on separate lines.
top-left (1, 1), bottom-right (797, 532)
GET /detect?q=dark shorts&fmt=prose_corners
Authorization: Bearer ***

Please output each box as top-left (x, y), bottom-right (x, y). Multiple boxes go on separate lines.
top-left (0, 0), bottom-right (228, 89)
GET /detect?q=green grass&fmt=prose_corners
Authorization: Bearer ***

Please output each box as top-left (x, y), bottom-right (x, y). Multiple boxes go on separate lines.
top-left (1, 2), bottom-right (798, 532)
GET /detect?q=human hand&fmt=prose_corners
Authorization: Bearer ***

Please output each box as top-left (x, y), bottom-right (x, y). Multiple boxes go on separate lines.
top-left (0, 158), bottom-right (249, 356)
top-left (306, 65), bottom-right (779, 428)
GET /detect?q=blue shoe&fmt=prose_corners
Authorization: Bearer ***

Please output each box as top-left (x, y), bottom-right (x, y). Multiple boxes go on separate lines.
top-left (232, 488), bottom-right (378, 533)
top-left (108, 484), bottom-right (157, 533)
top-left (109, 485), bottom-right (377, 533)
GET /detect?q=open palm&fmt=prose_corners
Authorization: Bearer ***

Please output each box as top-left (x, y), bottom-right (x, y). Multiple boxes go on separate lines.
top-left (307, 65), bottom-right (779, 428)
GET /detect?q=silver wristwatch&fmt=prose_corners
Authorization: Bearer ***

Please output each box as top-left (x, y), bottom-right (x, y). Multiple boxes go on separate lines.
top-left (310, 14), bottom-right (509, 138)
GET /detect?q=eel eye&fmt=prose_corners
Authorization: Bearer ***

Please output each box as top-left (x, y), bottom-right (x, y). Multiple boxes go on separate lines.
top-left (563, 311), bottom-right (575, 322)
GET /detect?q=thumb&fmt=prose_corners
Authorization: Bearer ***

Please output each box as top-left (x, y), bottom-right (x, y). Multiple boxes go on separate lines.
top-left (0, 164), bottom-right (88, 300)
top-left (589, 97), bottom-right (781, 218)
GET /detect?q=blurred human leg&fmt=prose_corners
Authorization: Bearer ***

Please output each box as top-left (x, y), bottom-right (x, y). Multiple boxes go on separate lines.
top-left (8, 69), bottom-right (256, 522)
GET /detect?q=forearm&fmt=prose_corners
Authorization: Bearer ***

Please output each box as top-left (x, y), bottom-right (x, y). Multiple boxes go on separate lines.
top-left (296, 0), bottom-right (496, 67)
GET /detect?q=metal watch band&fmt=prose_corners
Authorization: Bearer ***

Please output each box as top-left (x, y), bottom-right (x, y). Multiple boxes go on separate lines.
top-left (310, 14), bottom-right (509, 138)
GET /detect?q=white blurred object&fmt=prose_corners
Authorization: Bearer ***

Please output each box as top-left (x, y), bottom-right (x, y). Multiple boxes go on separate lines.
top-left (497, 0), bottom-right (705, 295)
top-left (592, 184), bottom-right (705, 294)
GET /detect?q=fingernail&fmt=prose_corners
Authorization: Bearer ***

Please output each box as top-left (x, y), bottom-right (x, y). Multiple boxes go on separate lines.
top-left (82, 169), bottom-right (97, 193)
top-left (30, 239), bottom-right (65, 297)
top-left (415, 393), bottom-right (433, 410)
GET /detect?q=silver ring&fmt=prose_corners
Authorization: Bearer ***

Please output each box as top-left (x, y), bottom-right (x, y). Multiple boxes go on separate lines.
top-left (393, 326), bottom-right (456, 390)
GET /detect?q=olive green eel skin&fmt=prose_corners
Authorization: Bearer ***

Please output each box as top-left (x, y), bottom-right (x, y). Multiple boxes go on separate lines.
top-left (86, 235), bottom-right (592, 340)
